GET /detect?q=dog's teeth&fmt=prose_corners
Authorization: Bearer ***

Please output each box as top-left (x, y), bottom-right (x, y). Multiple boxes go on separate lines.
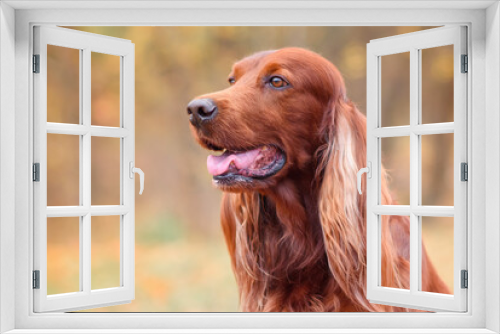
top-left (261, 145), bottom-right (269, 151)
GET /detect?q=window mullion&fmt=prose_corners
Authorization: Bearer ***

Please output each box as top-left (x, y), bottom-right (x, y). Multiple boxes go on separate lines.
top-left (82, 47), bottom-right (92, 294)
top-left (417, 47), bottom-right (424, 292)
top-left (409, 47), bottom-right (420, 294)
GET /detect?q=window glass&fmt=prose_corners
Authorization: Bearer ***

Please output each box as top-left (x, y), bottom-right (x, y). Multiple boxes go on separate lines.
top-left (421, 45), bottom-right (454, 124)
top-left (47, 134), bottom-right (80, 206)
top-left (381, 52), bottom-right (410, 127)
top-left (91, 216), bottom-right (121, 290)
top-left (91, 52), bottom-right (121, 127)
top-left (47, 45), bottom-right (80, 124)
top-left (421, 217), bottom-right (454, 294)
top-left (381, 137), bottom-right (410, 205)
top-left (47, 217), bottom-right (80, 295)
top-left (91, 137), bottom-right (121, 205)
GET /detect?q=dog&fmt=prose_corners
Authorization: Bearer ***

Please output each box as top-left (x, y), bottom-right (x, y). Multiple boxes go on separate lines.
top-left (187, 47), bottom-right (449, 312)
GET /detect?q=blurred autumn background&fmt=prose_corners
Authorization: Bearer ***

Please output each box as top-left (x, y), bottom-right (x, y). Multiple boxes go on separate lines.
top-left (45, 26), bottom-right (454, 312)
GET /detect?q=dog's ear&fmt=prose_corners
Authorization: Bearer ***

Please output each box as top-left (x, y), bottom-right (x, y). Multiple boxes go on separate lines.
top-left (316, 96), bottom-right (407, 311)
top-left (315, 96), bottom-right (379, 311)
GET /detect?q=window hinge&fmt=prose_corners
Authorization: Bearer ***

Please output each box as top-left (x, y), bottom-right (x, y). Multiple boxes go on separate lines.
top-left (461, 270), bottom-right (468, 289)
top-left (461, 54), bottom-right (468, 73)
top-left (33, 54), bottom-right (40, 73)
top-left (461, 162), bottom-right (468, 181)
top-left (33, 163), bottom-right (40, 182)
top-left (33, 270), bottom-right (40, 289)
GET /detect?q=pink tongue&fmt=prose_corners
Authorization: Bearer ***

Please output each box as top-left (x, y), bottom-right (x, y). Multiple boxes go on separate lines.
top-left (207, 148), bottom-right (261, 176)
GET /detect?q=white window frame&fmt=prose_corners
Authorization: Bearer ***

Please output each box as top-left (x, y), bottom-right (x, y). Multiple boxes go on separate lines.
top-left (0, 1), bottom-right (499, 333)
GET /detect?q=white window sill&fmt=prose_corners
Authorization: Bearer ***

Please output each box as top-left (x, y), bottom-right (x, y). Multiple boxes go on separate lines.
top-left (3, 329), bottom-right (498, 334)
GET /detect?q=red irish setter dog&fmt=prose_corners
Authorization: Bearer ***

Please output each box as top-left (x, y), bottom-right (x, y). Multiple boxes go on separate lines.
top-left (187, 47), bottom-right (448, 312)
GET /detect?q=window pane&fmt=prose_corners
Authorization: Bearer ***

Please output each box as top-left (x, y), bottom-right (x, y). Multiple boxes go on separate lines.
top-left (91, 216), bottom-right (121, 290)
top-left (421, 217), bottom-right (453, 294)
top-left (381, 136), bottom-right (410, 205)
top-left (422, 133), bottom-right (454, 206)
top-left (47, 45), bottom-right (80, 124)
top-left (380, 215), bottom-right (410, 290)
top-left (421, 45), bottom-right (454, 124)
top-left (381, 52), bottom-right (410, 127)
top-left (47, 217), bottom-right (80, 295)
top-left (91, 52), bottom-right (121, 127)
top-left (91, 137), bottom-right (121, 205)
top-left (47, 134), bottom-right (80, 206)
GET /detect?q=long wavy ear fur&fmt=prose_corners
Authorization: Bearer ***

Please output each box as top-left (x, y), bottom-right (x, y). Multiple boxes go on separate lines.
top-left (316, 97), bottom-right (405, 312)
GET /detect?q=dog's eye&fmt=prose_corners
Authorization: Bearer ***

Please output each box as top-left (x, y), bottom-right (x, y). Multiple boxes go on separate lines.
top-left (269, 76), bottom-right (289, 89)
top-left (228, 77), bottom-right (236, 85)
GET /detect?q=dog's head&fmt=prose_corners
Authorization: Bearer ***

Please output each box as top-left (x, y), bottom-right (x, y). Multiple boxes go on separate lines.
top-left (187, 47), bottom-right (347, 192)
top-left (187, 47), bottom-right (384, 311)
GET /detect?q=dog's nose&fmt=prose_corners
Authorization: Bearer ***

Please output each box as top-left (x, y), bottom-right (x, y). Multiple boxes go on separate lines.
top-left (187, 98), bottom-right (218, 126)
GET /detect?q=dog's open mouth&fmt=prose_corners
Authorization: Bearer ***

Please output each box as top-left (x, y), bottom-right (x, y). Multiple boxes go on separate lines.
top-left (206, 144), bottom-right (286, 183)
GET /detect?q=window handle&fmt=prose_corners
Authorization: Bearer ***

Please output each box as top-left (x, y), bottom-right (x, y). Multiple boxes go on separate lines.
top-left (129, 162), bottom-right (145, 195)
top-left (357, 162), bottom-right (372, 195)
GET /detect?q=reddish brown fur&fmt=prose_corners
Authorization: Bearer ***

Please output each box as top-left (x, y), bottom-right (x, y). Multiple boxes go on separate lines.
top-left (188, 47), bottom-right (449, 312)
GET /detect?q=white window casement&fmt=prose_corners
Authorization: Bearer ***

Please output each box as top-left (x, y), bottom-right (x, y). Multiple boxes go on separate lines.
top-left (0, 1), bottom-right (499, 334)
top-left (364, 26), bottom-right (468, 312)
top-left (33, 26), bottom-right (137, 312)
